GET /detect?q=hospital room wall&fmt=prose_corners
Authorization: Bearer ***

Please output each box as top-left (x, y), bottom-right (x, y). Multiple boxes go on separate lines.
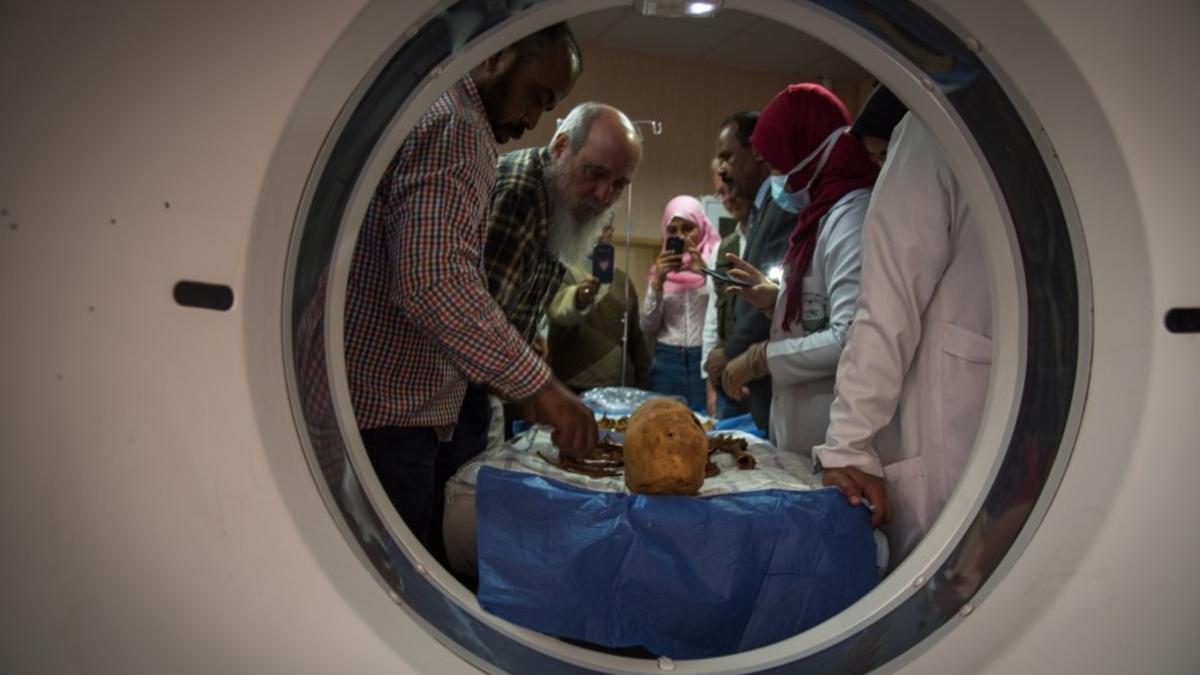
top-left (501, 42), bottom-right (874, 302)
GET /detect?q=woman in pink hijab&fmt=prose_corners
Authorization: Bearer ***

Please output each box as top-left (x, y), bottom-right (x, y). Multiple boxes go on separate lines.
top-left (640, 195), bottom-right (721, 411)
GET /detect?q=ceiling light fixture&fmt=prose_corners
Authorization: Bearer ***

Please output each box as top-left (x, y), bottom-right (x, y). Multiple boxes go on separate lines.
top-left (633, 1), bottom-right (722, 18)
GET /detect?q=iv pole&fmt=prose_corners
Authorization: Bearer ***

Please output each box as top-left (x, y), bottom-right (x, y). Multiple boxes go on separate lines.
top-left (620, 119), bottom-right (664, 388)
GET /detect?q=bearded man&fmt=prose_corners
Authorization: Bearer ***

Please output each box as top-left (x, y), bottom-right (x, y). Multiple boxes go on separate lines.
top-left (448, 101), bottom-right (643, 479)
top-left (484, 101), bottom-right (643, 339)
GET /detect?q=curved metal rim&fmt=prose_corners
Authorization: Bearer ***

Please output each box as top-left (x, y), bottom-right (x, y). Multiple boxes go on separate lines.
top-left (283, 0), bottom-right (1090, 671)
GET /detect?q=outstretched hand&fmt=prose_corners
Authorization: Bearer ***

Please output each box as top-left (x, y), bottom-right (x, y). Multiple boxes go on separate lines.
top-left (821, 466), bottom-right (891, 528)
top-left (515, 378), bottom-right (597, 461)
top-left (720, 341), bottom-right (767, 401)
top-left (725, 253), bottom-right (779, 315)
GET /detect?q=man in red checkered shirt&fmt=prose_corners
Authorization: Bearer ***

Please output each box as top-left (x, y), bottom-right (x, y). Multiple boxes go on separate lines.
top-left (345, 23), bottom-right (594, 557)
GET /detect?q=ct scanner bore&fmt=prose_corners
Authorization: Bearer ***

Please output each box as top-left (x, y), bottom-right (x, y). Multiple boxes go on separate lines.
top-left (2, 1), bottom-right (1197, 673)
top-left (288, 0), bottom-right (1075, 670)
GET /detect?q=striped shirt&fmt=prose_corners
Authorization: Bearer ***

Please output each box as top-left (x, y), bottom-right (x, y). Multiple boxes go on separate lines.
top-left (484, 146), bottom-right (567, 343)
top-left (344, 76), bottom-right (551, 431)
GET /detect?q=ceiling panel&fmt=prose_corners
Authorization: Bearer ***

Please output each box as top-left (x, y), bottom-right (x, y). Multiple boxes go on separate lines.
top-left (566, 7), bottom-right (627, 43)
top-left (684, 7), bottom-right (761, 33)
top-left (791, 51), bottom-right (873, 81)
top-left (598, 13), bottom-right (732, 59)
top-left (701, 32), bottom-right (834, 74)
top-left (740, 15), bottom-right (828, 41)
top-left (566, 6), bottom-right (869, 81)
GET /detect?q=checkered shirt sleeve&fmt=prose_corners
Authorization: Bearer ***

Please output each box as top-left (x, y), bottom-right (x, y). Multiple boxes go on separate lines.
top-left (484, 147), bottom-right (567, 343)
top-left (344, 77), bottom-right (550, 430)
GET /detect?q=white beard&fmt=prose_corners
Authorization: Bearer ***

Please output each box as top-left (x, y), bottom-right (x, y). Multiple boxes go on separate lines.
top-left (543, 162), bottom-right (618, 266)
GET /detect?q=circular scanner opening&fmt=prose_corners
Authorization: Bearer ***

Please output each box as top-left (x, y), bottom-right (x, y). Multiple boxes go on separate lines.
top-left (284, 1), bottom-right (1088, 672)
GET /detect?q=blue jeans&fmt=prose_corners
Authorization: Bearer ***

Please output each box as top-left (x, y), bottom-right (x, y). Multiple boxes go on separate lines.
top-left (650, 343), bottom-right (706, 413)
top-left (361, 384), bottom-right (491, 563)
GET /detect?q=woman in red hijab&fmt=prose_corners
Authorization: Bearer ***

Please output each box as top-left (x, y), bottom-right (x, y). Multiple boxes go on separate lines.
top-left (721, 83), bottom-right (880, 453)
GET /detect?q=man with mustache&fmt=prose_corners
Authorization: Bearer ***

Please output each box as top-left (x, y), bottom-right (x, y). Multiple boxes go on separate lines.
top-left (706, 110), bottom-right (797, 430)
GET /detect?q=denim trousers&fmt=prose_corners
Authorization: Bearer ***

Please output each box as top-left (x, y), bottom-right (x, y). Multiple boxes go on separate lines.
top-left (649, 343), bottom-right (706, 413)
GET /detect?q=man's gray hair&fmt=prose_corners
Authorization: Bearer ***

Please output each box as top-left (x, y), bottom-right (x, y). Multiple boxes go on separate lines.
top-left (553, 102), bottom-right (643, 154)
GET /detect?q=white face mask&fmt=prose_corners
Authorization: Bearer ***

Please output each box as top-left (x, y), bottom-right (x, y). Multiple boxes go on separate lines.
top-left (768, 126), bottom-right (849, 213)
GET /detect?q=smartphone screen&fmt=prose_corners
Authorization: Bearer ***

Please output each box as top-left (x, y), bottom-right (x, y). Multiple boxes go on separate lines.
top-left (665, 236), bottom-right (684, 254)
top-left (592, 242), bottom-right (615, 283)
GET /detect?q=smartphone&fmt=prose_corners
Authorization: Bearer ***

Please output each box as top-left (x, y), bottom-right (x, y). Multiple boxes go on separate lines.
top-left (701, 266), bottom-right (753, 288)
top-left (591, 242), bottom-right (614, 284)
top-left (665, 236), bottom-right (685, 255)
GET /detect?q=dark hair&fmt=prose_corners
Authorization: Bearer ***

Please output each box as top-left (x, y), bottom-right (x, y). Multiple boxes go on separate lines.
top-left (719, 111), bottom-right (759, 148)
top-left (512, 22), bottom-right (583, 77)
top-left (850, 85), bottom-right (908, 141)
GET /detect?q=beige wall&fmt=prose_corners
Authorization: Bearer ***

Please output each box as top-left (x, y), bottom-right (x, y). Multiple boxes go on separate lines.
top-left (502, 43), bottom-right (874, 299)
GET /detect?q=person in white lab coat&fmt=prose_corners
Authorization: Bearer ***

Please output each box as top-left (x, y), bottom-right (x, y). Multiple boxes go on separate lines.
top-left (813, 113), bottom-right (993, 566)
top-left (719, 83), bottom-right (879, 452)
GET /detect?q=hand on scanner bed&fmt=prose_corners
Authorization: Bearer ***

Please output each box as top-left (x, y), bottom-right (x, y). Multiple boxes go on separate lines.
top-left (821, 466), bottom-right (891, 528)
top-left (515, 377), bottom-right (597, 461)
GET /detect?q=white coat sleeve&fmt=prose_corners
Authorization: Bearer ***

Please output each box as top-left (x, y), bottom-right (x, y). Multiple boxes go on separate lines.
top-left (764, 198), bottom-right (866, 385)
top-left (700, 247), bottom-right (720, 378)
top-left (813, 115), bottom-right (955, 477)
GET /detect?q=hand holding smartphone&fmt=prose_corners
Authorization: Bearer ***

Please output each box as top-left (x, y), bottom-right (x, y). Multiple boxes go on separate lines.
top-left (700, 266), bottom-right (753, 288)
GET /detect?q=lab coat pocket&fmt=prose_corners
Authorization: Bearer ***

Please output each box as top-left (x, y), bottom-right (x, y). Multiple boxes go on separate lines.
top-left (938, 322), bottom-right (991, 491)
top-left (882, 454), bottom-right (925, 487)
top-left (940, 322), bottom-right (993, 364)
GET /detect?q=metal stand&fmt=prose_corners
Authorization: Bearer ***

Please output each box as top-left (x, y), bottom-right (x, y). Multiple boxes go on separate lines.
top-left (620, 119), bottom-right (663, 387)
